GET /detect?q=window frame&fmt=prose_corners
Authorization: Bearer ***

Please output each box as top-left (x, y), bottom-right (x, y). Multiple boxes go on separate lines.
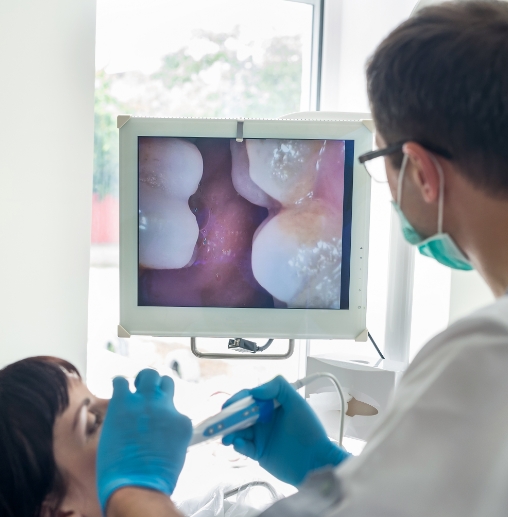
top-left (286, 0), bottom-right (324, 110)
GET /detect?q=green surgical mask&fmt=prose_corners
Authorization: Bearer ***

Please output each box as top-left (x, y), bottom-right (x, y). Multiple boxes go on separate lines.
top-left (392, 154), bottom-right (473, 271)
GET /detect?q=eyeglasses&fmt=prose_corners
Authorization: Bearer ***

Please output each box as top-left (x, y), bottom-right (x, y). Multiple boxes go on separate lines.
top-left (358, 140), bottom-right (453, 183)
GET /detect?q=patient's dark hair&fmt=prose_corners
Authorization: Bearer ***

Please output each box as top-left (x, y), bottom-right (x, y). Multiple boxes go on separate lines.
top-left (367, 0), bottom-right (508, 196)
top-left (0, 356), bottom-right (80, 517)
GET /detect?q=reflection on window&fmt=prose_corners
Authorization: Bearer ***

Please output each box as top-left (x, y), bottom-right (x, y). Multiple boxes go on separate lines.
top-left (89, 0), bottom-right (314, 427)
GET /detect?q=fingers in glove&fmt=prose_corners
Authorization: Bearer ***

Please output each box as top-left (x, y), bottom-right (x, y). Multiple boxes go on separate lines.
top-left (176, 413), bottom-right (193, 441)
top-left (222, 426), bottom-right (255, 446)
top-left (251, 375), bottom-right (294, 405)
top-left (222, 389), bottom-right (251, 409)
top-left (112, 376), bottom-right (131, 398)
top-left (160, 375), bottom-right (175, 402)
top-left (232, 437), bottom-right (259, 460)
top-left (135, 368), bottom-right (161, 394)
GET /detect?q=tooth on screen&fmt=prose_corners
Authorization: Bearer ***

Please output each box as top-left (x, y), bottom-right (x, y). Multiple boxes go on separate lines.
top-left (230, 140), bottom-right (277, 208)
top-left (251, 201), bottom-right (343, 309)
top-left (139, 138), bottom-right (203, 269)
top-left (246, 139), bottom-right (325, 205)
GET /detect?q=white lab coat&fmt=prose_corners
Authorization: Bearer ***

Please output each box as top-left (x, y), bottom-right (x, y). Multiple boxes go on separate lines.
top-left (262, 294), bottom-right (508, 517)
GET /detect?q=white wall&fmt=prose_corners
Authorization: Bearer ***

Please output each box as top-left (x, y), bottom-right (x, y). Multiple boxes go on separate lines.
top-left (320, 0), bottom-right (419, 354)
top-left (0, 0), bottom-right (96, 374)
top-left (321, 0), bottom-right (416, 113)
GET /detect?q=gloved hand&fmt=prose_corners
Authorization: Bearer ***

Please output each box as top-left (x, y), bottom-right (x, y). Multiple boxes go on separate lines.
top-left (222, 375), bottom-right (350, 487)
top-left (97, 369), bottom-right (192, 513)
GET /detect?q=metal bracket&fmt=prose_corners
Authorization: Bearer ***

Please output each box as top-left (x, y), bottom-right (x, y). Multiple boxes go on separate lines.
top-left (361, 119), bottom-right (375, 133)
top-left (355, 328), bottom-right (368, 342)
top-left (117, 325), bottom-right (131, 338)
top-left (191, 337), bottom-right (295, 360)
top-left (117, 114), bottom-right (132, 129)
top-left (235, 119), bottom-right (244, 142)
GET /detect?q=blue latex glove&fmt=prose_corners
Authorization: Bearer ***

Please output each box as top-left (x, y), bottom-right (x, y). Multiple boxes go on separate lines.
top-left (96, 369), bottom-right (192, 513)
top-left (222, 375), bottom-right (350, 486)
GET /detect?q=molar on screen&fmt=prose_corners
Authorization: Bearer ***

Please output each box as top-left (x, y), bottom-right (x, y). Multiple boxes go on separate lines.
top-left (245, 139), bottom-right (346, 309)
top-left (288, 237), bottom-right (342, 309)
top-left (230, 140), bottom-right (277, 209)
top-left (231, 139), bottom-right (282, 243)
top-left (139, 137), bottom-right (203, 269)
top-left (251, 202), bottom-right (343, 308)
top-left (246, 139), bottom-right (325, 205)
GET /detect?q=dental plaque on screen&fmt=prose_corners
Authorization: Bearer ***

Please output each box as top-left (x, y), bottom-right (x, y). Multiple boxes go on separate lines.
top-left (232, 139), bottom-right (345, 309)
top-left (139, 137), bottom-right (203, 269)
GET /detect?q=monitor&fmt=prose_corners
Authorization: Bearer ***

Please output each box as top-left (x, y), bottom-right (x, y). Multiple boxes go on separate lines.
top-left (119, 116), bottom-right (372, 339)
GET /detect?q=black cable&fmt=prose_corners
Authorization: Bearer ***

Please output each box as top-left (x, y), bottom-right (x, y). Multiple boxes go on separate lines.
top-left (228, 338), bottom-right (275, 353)
top-left (256, 339), bottom-right (274, 352)
top-left (368, 332), bottom-right (385, 360)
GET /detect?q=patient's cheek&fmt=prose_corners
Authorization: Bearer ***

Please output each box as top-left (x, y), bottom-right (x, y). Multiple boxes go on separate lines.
top-left (138, 137), bottom-right (203, 269)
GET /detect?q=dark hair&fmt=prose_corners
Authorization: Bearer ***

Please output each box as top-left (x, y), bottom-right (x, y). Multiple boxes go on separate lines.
top-left (0, 356), bottom-right (80, 517)
top-left (366, 0), bottom-right (508, 196)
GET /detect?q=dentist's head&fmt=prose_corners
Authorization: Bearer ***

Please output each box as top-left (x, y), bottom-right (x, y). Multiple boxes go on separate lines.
top-left (366, 0), bottom-right (508, 295)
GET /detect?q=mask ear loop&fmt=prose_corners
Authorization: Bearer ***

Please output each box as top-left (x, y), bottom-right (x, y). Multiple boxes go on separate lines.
top-left (428, 154), bottom-right (444, 234)
top-left (397, 153), bottom-right (410, 207)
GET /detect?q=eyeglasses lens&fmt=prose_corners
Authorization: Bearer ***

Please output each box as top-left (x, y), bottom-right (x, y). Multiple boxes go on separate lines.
top-left (364, 156), bottom-right (388, 183)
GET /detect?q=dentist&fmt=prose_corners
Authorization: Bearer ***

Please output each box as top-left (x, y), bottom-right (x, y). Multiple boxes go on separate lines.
top-left (97, 2), bottom-right (508, 516)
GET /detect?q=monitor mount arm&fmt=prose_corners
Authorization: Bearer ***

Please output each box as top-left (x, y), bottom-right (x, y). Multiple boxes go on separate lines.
top-left (190, 337), bottom-right (295, 360)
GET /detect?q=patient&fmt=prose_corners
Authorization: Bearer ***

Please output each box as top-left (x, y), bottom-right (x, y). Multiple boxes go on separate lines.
top-left (0, 356), bottom-right (108, 517)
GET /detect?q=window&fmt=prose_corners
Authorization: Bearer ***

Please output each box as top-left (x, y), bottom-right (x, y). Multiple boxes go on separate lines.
top-left (89, 0), bottom-right (318, 410)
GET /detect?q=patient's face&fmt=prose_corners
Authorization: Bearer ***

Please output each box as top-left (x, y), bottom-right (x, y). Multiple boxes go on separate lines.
top-left (50, 376), bottom-right (108, 517)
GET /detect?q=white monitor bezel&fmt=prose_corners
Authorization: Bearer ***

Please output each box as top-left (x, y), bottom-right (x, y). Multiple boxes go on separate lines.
top-left (119, 116), bottom-right (372, 339)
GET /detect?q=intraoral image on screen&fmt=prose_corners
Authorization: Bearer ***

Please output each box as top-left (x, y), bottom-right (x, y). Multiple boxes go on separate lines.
top-left (138, 136), bottom-right (354, 309)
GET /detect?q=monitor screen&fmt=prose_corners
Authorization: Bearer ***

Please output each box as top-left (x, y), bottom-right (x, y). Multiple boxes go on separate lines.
top-left (138, 136), bottom-right (354, 310)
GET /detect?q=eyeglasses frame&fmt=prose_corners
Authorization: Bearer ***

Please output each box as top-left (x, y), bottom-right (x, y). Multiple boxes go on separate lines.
top-left (358, 140), bottom-right (453, 169)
